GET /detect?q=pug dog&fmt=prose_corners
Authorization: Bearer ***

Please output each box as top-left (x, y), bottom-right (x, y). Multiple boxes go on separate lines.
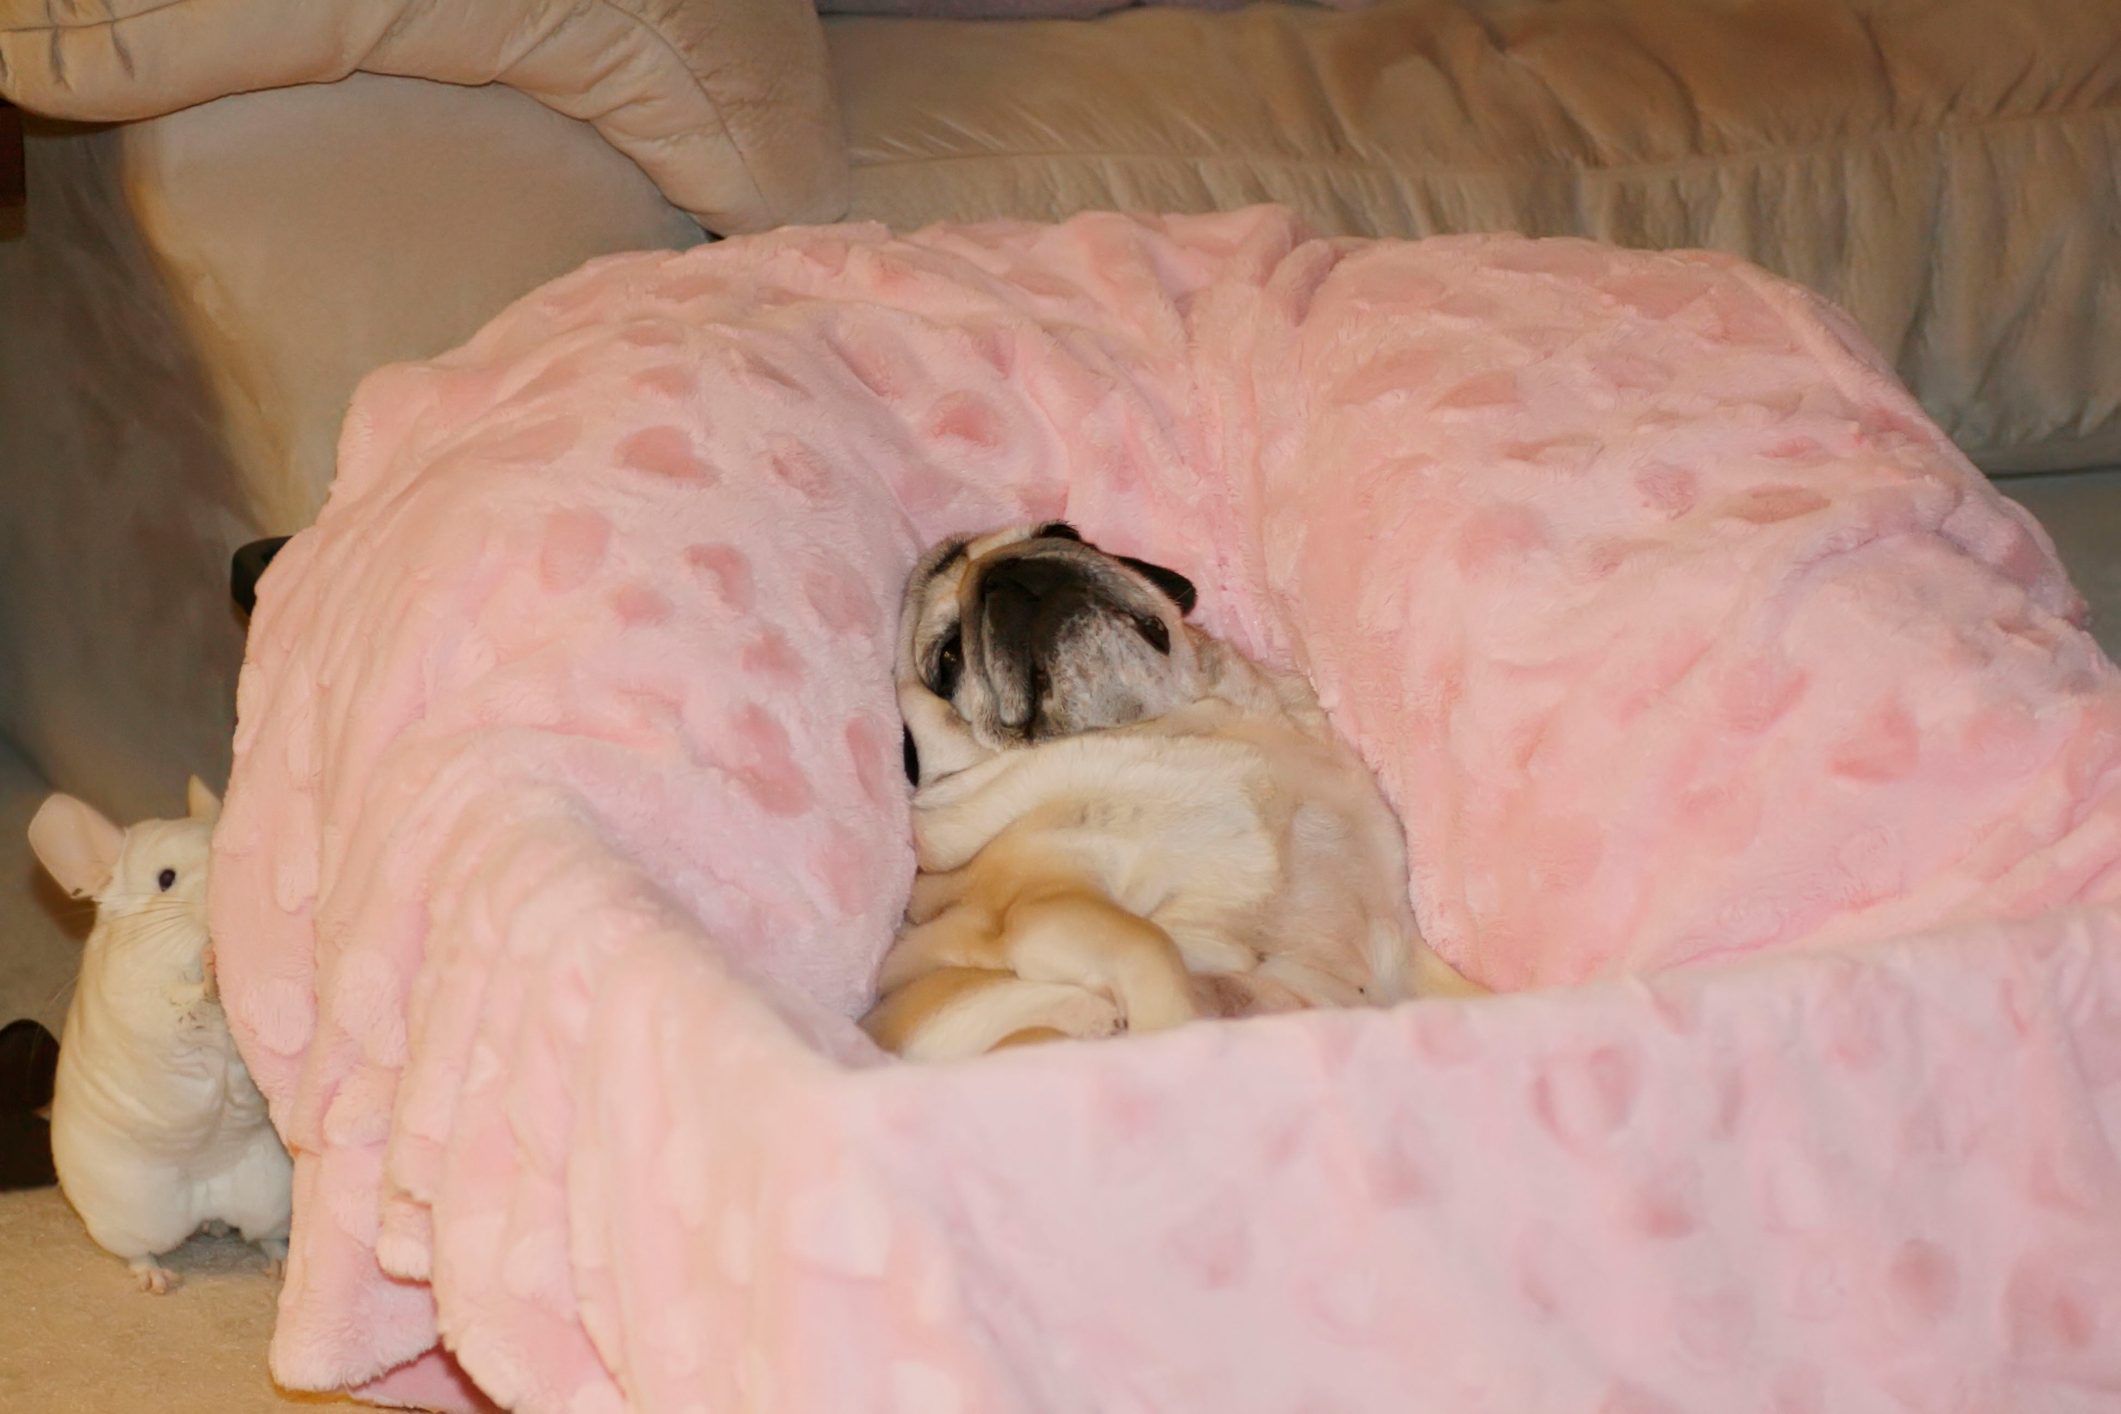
top-left (862, 522), bottom-right (1480, 1061)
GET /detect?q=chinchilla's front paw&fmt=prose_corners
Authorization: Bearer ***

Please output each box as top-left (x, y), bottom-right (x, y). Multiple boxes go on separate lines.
top-left (165, 978), bottom-right (209, 1009)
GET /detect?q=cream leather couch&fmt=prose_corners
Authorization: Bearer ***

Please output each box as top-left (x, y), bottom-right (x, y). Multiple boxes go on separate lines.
top-left (2, 0), bottom-right (2117, 823)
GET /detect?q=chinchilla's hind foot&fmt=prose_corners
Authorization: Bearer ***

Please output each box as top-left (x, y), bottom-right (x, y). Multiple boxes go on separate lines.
top-left (129, 1255), bottom-right (180, 1295)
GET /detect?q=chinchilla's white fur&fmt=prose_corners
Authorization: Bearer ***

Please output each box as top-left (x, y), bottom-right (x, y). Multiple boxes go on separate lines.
top-left (28, 779), bottom-right (291, 1293)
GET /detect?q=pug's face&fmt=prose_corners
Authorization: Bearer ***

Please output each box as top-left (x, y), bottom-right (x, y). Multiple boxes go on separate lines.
top-left (898, 523), bottom-right (1200, 786)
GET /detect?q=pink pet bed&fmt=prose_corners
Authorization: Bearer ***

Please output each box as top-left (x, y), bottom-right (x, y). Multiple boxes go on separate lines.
top-left (215, 207), bottom-right (2121, 1412)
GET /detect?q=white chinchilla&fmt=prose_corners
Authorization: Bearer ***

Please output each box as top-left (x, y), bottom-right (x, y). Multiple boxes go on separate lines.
top-left (27, 778), bottom-right (292, 1293)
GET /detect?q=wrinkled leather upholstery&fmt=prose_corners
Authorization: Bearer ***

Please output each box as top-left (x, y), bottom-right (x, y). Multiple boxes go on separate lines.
top-left (0, 0), bottom-right (845, 233)
top-left (0, 82), bottom-right (699, 816)
top-left (831, 0), bottom-right (2121, 470)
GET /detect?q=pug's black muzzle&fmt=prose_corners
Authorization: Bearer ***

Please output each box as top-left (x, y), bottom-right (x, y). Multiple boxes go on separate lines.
top-left (972, 551), bottom-right (1169, 735)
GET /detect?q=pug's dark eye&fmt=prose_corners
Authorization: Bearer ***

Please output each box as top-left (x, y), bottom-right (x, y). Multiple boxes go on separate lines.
top-left (157, 869), bottom-right (176, 892)
top-left (930, 628), bottom-right (964, 698)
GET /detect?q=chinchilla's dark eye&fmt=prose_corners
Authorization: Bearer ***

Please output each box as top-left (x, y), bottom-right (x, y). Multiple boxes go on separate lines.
top-left (930, 628), bottom-right (964, 698)
top-left (157, 869), bottom-right (177, 892)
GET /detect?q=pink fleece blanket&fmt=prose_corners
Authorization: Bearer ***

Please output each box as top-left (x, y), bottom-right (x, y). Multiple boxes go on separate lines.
top-left (214, 207), bottom-right (2121, 1412)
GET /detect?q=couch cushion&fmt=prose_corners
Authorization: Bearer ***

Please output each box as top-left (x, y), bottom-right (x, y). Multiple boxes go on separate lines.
top-left (0, 0), bottom-right (845, 235)
top-left (830, 0), bottom-right (2121, 472)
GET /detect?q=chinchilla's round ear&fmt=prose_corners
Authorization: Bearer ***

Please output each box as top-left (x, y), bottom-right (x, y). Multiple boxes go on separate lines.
top-left (27, 795), bottom-right (125, 902)
top-left (186, 777), bottom-right (222, 825)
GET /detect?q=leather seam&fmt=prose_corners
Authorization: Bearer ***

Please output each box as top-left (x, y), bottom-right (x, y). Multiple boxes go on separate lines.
top-left (848, 98), bottom-right (2121, 182)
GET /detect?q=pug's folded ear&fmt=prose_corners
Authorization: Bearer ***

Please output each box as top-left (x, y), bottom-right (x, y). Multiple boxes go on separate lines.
top-left (1116, 556), bottom-right (1198, 616)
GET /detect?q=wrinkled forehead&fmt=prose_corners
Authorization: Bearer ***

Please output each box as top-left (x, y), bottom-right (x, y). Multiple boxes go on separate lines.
top-left (962, 525), bottom-right (1038, 562)
top-left (906, 525), bottom-right (1042, 623)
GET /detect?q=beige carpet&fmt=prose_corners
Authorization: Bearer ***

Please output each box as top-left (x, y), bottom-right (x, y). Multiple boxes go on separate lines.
top-left (0, 1186), bottom-right (357, 1411)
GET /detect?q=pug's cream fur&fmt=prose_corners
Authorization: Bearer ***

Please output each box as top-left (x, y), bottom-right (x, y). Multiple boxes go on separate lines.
top-left (864, 525), bottom-right (1478, 1061)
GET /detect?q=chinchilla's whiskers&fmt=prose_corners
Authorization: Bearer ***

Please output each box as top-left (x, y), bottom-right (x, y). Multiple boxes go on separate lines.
top-left (122, 912), bottom-right (205, 938)
top-left (99, 898), bottom-right (208, 932)
top-left (105, 913), bottom-right (211, 957)
top-left (100, 890), bottom-right (201, 910)
top-left (35, 972), bottom-right (77, 1016)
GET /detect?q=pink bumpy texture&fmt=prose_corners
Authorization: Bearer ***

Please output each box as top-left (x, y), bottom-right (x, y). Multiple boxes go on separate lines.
top-left (213, 207), bottom-right (2121, 1412)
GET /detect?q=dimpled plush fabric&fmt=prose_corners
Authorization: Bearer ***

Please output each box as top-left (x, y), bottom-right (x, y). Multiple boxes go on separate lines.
top-left (212, 207), bottom-right (2121, 1411)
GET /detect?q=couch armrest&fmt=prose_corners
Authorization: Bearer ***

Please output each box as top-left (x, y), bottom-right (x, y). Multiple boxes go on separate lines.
top-left (0, 77), bottom-right (702, 815)
top-left (126, 73), bottom-right (709, 527)
top-left (0, 0), bottom-right (846, 234)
